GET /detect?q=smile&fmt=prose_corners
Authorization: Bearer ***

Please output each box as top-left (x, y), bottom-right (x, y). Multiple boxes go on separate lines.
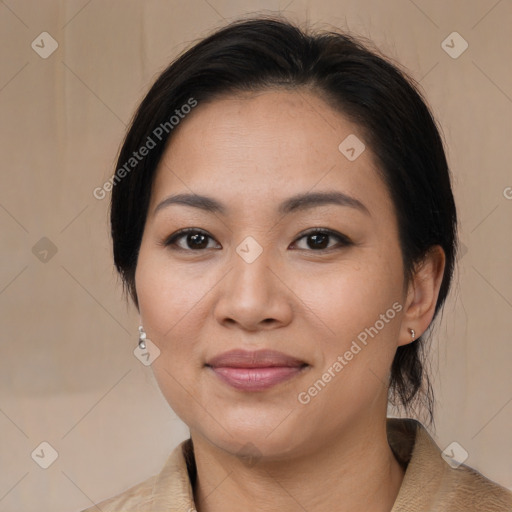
top-left (205, 349), bottom-right (309, 391)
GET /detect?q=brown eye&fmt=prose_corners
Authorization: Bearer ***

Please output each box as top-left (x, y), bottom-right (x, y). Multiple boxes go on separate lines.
top-left (292, 229), bottom-right (352, 251)
top-left (164, 229), bottom-right (221, 251)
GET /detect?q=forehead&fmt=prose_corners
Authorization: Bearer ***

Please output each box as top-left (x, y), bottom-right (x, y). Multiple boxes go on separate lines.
top-left (150, 89), bottom-right (392, 219)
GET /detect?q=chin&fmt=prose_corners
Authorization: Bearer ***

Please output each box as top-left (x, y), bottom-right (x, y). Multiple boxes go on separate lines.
top-left (191, 413), bottom-right (310, 462)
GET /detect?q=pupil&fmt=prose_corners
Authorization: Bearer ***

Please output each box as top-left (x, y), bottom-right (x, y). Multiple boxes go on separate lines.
top-left (310, 233), bottom-right (328, 249)
top-left (189, 233), bottom-right (207, 249)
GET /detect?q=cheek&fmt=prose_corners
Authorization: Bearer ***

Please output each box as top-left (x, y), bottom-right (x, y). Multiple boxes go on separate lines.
top-left (292, 267), bottom-right (403, 419)
top-left (134, 244), bottom-right (225, 372)
top-left (135, 247), bottom-right (204, 341)
top-left (135, 249), bottom-right (209, 418)
top-left (295, 258), bottom-right (403, 339)
top-left (293, 257), bottom-right (404, 396)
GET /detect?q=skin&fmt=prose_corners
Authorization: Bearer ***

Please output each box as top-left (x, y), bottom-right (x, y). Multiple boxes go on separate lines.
top-left (135, 89), bottom-right (446, 512)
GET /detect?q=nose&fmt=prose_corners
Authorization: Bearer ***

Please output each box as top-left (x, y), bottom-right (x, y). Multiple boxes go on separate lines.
top-left (213, 245), bottom-right (294, 332)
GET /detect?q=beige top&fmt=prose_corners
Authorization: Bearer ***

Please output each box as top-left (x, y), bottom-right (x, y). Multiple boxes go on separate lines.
top-left (81, 418), bottom-right (512, 511)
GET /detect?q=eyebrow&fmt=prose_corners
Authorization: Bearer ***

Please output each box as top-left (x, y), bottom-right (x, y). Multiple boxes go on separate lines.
top-left (153, 191), bottom-right (370, 217)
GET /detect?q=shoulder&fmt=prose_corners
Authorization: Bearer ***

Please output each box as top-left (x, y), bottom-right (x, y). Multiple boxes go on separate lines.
top-left (79, 475), bottom-right (157, 512)
top-left (444, 462), bottom-right (512, 510)
top-left (388, 418), bottom-right (512, 511)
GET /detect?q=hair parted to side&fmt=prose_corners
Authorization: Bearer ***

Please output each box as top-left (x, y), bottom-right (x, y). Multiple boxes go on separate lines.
top-left (110, 15), bottom-right (458, 424)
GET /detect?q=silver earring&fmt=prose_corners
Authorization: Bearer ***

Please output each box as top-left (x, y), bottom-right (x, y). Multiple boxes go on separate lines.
top-left (409, 328), bottom-right (416, 341)
top-left (138, 325), bottom-right (147, 349)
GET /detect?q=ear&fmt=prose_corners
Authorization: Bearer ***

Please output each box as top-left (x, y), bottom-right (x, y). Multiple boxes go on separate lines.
top-left (398, 245), bottom-right (446, 347)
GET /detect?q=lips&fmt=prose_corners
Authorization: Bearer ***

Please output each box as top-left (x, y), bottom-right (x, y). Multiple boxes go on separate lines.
top-left (207, 349), bottom-right (306, 368)
top-left (206, 349), bottom-right (308, 391)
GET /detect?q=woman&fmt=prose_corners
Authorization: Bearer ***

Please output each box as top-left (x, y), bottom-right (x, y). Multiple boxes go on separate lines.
top-left (82, 16), bottom-right (512, 512)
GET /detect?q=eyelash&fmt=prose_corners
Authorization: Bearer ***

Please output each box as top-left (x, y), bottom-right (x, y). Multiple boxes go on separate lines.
top-left (162, 227), bottom-right (353, 253)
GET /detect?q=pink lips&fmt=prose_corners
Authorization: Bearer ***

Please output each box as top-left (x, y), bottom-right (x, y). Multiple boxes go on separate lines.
top-left (206, 349), bottom-right (308, 391)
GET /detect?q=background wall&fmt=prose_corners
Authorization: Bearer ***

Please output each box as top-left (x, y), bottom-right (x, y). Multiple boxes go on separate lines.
top-left (1, 1), bottom-right (511, 510)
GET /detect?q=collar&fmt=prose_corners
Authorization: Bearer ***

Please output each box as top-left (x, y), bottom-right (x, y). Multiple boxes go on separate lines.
top-left (148, 418), bottom-right (507, 511)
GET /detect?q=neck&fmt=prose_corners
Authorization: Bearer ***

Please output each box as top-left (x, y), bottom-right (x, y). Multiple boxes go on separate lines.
top-left (191, 416), bottom-right (405, 512)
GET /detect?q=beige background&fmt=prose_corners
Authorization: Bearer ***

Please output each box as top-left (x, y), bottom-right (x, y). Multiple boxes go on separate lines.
top-left (0, 0), bottom-right (511, 510)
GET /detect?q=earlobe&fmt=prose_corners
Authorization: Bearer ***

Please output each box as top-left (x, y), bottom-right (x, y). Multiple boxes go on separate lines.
top-left (399, 245), bottom-right (446, 347)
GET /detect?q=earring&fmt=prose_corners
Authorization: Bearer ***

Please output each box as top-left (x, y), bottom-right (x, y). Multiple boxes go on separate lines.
top-left (409, 328), bottom-right (416, 341)
top-left (138, 325), bottom-right (147, 349)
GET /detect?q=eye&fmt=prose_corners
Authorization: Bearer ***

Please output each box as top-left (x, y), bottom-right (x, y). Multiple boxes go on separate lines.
top-left (163, 228), bottom-right (221, 251)
top-left (291, 229), bottom-right (352, 251)
top-left (162, 227), bottom-right (352, 252)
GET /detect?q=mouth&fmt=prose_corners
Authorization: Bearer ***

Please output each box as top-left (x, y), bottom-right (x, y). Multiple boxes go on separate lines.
top-left (205, 349), bottom-right (309, 391)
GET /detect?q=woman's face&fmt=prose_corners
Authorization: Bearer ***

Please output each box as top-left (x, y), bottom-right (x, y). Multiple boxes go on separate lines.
top-left (135, 89), bottom-right (411, 459)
